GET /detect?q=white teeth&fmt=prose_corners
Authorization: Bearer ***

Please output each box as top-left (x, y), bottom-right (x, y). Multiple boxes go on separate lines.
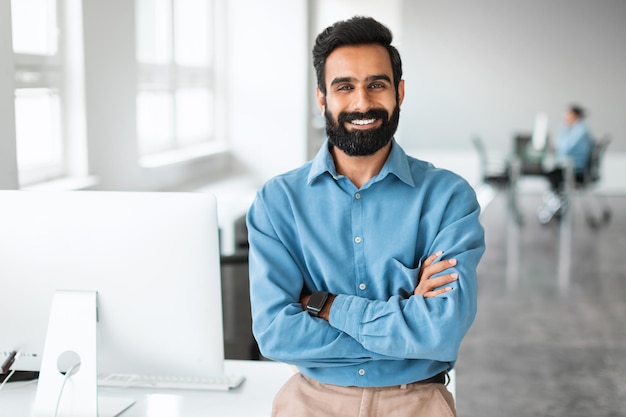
top-left (351, 119), bottom-right (376, 125)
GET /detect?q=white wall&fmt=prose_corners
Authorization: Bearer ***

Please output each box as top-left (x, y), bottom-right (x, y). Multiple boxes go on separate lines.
top-left (399, 1), bottom-right (626, 155)
top-left (0, 1), bottom-right (18, 189)
top-left (225, 0), bottom-right (309, 183)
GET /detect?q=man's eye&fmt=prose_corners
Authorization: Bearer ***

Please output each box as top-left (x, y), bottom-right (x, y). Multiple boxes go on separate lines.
top-left (336, 85), bottom-right (353, 91)
top-left (369, 83), bottom-right (385, 89)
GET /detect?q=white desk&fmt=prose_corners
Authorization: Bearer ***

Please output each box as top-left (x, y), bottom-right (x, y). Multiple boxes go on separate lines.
top-left (506, 155), bottom-right (574, 292)
top-left (0, 360), bottom-right (295, 417)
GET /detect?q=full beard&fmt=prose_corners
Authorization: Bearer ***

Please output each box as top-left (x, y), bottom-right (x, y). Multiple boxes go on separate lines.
top-left (325, 106), bottom-right (400, 157)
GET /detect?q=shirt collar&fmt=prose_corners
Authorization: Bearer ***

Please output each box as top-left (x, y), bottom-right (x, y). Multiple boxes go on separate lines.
top-left (307, 138), bottom-right (416, 188)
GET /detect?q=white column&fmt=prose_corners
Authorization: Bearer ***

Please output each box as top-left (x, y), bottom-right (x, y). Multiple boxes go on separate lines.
top-left (0, 1), bottom-right (18, 189)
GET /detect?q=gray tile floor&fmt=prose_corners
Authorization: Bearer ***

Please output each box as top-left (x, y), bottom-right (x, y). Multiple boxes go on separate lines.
top-left (456, 193), bottom-right (626, 417)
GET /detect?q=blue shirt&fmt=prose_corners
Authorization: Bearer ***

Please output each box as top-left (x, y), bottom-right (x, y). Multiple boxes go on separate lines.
top-left (556, 120), bottom-right (592, 173)
top-left (247, 139), bottom-right (485, 387)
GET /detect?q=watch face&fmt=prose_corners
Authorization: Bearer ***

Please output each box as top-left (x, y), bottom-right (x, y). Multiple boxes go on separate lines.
top-left (307, 291), bottom-right (328, 316)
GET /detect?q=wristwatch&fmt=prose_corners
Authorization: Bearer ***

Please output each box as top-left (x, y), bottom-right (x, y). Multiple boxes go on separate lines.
top-left (306, 291), bottom-right (330, 317)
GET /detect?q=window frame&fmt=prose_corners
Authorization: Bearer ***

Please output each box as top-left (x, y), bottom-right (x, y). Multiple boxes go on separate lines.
top-left (12, 0), bottom-right (68, 186)
top-left (136, 0), bottom-right (221, 166)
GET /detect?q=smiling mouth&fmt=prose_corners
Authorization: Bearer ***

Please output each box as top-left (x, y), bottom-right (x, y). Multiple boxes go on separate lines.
top-left (350, 118), bottom-right (377, 126)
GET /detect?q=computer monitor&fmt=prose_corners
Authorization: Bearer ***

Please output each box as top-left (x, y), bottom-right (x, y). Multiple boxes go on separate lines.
top-left (531, 112), bottom-right (549, 151)
top-left (0, 190), bottom-right (225, 381)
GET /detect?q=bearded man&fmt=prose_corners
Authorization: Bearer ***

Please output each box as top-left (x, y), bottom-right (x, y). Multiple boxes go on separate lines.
top-left (246, 16), bottom-right (485, 417)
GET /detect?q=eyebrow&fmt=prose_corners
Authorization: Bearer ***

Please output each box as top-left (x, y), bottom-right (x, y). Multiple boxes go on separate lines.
top-left (330, 74), bottom-right (392, 86)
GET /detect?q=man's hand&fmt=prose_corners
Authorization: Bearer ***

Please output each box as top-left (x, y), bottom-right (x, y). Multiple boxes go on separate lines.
top-left (414, 251), bottom-right (458, 298)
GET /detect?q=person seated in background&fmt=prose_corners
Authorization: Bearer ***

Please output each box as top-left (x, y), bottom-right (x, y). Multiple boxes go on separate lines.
top-left (538, 104), bottom-right (593, 222)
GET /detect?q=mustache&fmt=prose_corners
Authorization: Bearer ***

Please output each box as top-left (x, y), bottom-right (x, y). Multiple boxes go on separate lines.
top-left (338, 108), bottom-right (390, 124)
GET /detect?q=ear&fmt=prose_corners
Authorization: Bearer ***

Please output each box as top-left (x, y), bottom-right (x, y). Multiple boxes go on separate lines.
top-left (316, 87), bottom-right (326, 113)
top-left (397, 79), bottom-right (405, 107)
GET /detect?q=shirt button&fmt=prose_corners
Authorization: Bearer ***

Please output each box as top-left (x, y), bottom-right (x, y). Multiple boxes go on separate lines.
top-left (354, 236), bottom-right (362, 244)
top-left (355, 193), bottom-right (361, 199)
top-left (359, 283), bottom-right (366, 290)
top-left (358, 369), bottom-right (365, 376)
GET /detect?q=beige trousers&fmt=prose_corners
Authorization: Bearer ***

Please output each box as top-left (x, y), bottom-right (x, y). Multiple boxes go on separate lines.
top-left (272, 373), bottom-right (456, 417)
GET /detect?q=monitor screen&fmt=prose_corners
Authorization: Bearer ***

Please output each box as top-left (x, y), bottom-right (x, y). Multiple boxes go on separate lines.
top-left (531, 112), bottom-right (549, 151)
top-left (0, 190), bottom-right (224, 380)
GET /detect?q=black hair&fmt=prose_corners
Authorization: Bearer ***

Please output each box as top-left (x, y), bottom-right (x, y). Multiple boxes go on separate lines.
top-left (569, 104), bottom-right (586, 119)
top-left (312, 16), bottom-right (403, 96)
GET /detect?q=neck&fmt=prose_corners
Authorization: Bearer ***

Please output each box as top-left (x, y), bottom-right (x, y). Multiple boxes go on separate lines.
top-left (331, 142), bottom-right (392, 188)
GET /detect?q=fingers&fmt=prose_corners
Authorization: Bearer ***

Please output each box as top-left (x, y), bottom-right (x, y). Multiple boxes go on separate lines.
top-left (421, 272), bottom-right (458, 298)
top-left (421, 250), bottom-right (444, 269)
top-left (423, 286), bottom-right (453, 298)
top-left (428, 272), bottom-right (459, 291)
top-left (414, 270), bottom-right (459, 296)
top-left (420, 257), bottom-right (457, 282)
top-left (415, 251), bottom-right (459, 298)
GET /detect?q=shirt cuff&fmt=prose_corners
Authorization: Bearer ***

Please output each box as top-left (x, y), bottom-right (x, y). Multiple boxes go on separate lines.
top-left (328, 294), bottom-right (368, 338)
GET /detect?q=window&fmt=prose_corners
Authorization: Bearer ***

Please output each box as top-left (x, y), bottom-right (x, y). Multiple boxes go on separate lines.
top-left (11, 0), bottom-right (89, 188)
top-left (14, 89), bottom-right (63, 176)
top-left (135, 0), bottom-right (217, 162)
top-left (11, 0), bottom-right (65, 185)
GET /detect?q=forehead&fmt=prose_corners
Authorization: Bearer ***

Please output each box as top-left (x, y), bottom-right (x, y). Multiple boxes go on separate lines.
top-left (324, 44), bottom-right (393, 86)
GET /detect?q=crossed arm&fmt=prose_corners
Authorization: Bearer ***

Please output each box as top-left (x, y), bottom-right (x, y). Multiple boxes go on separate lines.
top-left (300, 251), bottom-right (458, 320)
top-left (249, 176), bottom-right (485, 364)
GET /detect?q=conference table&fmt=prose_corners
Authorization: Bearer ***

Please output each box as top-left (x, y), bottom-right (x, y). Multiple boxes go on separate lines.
top-left (0, 360), bottom-right (295, 417)
top-left (505, 151), bottom-right (575, 293)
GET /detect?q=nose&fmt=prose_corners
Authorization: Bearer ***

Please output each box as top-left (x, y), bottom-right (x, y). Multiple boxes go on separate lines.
top-left (351, 86), bottom-right (373, 112)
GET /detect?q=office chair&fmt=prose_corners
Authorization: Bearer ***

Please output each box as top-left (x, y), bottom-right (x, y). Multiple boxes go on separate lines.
top-left (537, 136), bottom-right (612, 228)
top-left (472, 136), bottom-right (510, 189)
top-left (220, 214), bottom-right (261, 360)
top-left (470, 136), bottom-right (524, 224)
top-left (577, 136), bottom-right (612, 228)
top-left (513, 133), bottom-right (544, 175)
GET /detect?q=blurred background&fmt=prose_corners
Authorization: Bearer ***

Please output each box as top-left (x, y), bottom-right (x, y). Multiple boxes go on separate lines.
top-left (1, 1), bottom-right (625, 415)
top-left (1, 0), bottom-right (624, 195)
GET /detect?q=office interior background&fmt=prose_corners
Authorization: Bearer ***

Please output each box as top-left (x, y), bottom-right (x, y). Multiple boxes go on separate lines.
top-left (2, 0), bottom-right (625, 195)
top-left (1, 0), bottom-right (625, 415)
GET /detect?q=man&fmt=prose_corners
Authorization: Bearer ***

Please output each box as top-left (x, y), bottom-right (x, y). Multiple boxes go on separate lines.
top-left (247, 16), bottom-right (485, 416)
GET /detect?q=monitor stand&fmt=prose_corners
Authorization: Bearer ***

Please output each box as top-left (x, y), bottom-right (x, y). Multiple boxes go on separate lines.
top-left (33, 291), bottom-right (134, 417)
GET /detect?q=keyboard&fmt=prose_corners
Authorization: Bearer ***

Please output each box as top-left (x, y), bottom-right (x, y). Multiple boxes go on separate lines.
top-left (98, 373), bottom-right (245, 391)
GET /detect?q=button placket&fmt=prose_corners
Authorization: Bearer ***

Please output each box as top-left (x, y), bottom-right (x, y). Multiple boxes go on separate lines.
top-left (351, 187), bottom-right (367, 304)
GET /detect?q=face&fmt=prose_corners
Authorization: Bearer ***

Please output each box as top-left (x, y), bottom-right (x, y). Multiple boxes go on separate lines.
top-left (564, 110), bottom-right (578, 126)
top-left (317, 44), bottom-right (404, 156)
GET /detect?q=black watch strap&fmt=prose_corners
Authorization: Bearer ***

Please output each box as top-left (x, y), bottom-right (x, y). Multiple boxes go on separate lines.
top-left (306, 291), bottom-right (330, 317)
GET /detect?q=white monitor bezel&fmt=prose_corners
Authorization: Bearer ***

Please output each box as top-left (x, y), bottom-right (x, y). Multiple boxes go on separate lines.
top-left (0, 190), bottom-right (224, 379)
